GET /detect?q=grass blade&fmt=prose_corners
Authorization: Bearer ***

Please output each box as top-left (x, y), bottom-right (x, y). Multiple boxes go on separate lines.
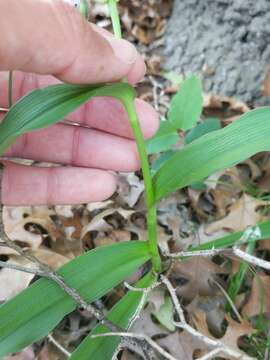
top-left (0, 241), bottom-right (150, 357)
top-left (71, 272), bottom-right (156, 360)
top-left (190, 221), bottom-right (270, 252)
top-left (154, 108), bottom-right (270, 202)
top-left (0, 82), bottom-right (135, 155)
top-left (185, 117), bottom-right (221, 144)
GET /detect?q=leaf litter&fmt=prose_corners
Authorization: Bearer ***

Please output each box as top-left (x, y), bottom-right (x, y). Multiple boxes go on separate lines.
top-left (2, 1), bottom-right (270, 359)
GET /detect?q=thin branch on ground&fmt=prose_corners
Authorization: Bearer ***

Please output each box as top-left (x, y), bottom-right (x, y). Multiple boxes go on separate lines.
top-left (160, 275), bottom-right (255, 360)
top-left (0, 223), bottom-right (118, 328)
top-left (165, 246), bottom-right (270, 271)
top-left (0, 216), bottom-right (156, 360)
top-left (0, 260), bottom-right (45, 277)
top-left (124, 281), bottom-right (160, 293)
top-left (197, 347), bottom-right (222, 360)
top-left (48, 334), bottom-right (71, 358)
top-left (211, 279), bottom-right (242, 322)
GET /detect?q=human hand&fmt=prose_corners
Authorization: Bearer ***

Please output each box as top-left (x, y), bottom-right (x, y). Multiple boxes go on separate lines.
top-left (0, 0), bottom-right (158, 205)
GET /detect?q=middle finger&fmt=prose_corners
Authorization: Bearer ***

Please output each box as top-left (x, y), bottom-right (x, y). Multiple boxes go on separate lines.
top-left (4, 122), bottom-right (140, 172)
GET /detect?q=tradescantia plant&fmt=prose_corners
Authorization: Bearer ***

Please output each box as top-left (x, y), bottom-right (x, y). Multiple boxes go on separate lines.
top-left (1, 1), bottom-right (270, 359)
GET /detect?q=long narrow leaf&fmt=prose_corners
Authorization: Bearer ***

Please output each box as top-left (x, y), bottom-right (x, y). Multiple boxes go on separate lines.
top-left (0, 82), bottom-right (135, 155)
top-left (154, 108), bottom-right (270, 202)
top-left (71, 272), bottom-right (156, 360)
top-left (0, 241), bottom-right (150, 357)
top-left (190, 220), bottom-right (270, 251)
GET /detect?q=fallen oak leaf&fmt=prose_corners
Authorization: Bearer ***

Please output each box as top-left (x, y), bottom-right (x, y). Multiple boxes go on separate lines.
top-left (193, 310), bottom-right (255, 358)
top-left (172, 258), bottom-right (228, 301)
top-left (242, 274), bottom-right (270, 317)
top-left (1, 206), bottom-right (61, 255)
top-left (81, 208), bottom-right (134, 239)
top-left (206, 194), bottom-right (270, 234)
top-left (157, 331), bottom-right (209, 360)
top-left (0, 248), bottom-right (69, 301)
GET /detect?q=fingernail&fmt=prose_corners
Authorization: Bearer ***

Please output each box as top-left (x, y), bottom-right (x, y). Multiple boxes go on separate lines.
top-left (106, 37), bottom-right (137, 65)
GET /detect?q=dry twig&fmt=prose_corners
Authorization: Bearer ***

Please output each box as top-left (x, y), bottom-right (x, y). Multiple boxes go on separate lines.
top-left (0, 213), bottom-right (154, 360)
top-left (160, 275), bottom-right (255, 360)
top-left (48, 334), bottom-right (71, 358)
top-left (92, 332), bottom-right (178, 360)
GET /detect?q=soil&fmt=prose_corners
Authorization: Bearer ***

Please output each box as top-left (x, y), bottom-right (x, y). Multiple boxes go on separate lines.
top-left (164, 0), bottom-right (270, 105)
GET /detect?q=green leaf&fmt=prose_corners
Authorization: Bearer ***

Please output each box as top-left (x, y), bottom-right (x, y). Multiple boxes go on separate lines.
top-left (153, 108), bottom-right (270, 202)
top-left (146, 121), bottom-right (179, 154)
top-left (227, 238), bottom-right (256, 307)
top-left (161, 71), bottom-right (183, 86)
top-left (71, 272), bottom-right (156, 360)
top-left (79, 0), bottom-right (89, 17)
top-left (152, 296), bottom-right (175, 332)
top-left (0, 82), bottom-right (136, 155)
top-left (190, 221), bottom-right (270, 252)
top-left (0, 241), bottom-right (150, 357)
top-left (185, 117), bottom-right (221, 144)
top-left (151, 150), bottom-right (175, 175)
top-left (168, 75), bottom-right (203, 131)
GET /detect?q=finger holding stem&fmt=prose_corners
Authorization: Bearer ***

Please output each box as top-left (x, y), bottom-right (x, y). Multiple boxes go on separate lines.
top-left (108, 0), bottom-right (122, 39)
top-left (107, 0), bottom-right (161, 273)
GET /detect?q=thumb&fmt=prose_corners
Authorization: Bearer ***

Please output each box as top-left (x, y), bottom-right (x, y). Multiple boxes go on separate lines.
top-left (0, 0), bottom-right (145, 83)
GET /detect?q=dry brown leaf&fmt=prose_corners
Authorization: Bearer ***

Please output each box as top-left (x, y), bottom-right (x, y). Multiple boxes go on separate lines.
top-left (194, 310), bottom-right (255, 357)
top-left (120, 0), bottom-right (173, 44)
top-left (239, 159), bottom-right (262, 182)
top-left (86, 200), bottom-right (114, 212)
top-left (54, 205), bottom-right (74, 218)
top-left (206, 194), bottom-right (269, 234)
top-left (157, 331), bottom-right (209, 360)
top-left (93, 229), bottom-right (131, 247)
top-left (242, 274), bottom-right (270, 317)
top-left (188, 188), bottom-right (216, 219)
top-left (117, 173), bottom-right (144, 207)
top-left (256, 153), bottom-right (270, 192)
top-left (187, 295), bottom-right (226, 338)
top-left (220, 316), bottom-right (255, 355)
top-left (257, 238), bottom-right (270, 252)
top-left (81, 208), bottom-right (134, 239)
top-left (37, 344), bottom-right (62, 360)
top-left (33, 248), bottom-right (70, 269)
top-left (0, 256), bottom-right (35, 301)
top-left (0, 248), bottom-right (69, 301)
top-left (203, 94), bottom-right (249, 114)
top-left (209, 169), bottom-right (243, 217)
top-left (172, 258), bottom-right (228, 301)
top-left (131, 304), bottom-right (168, 337)
top-left (2, 206), bottom-right (60, 255)
top-left (146, 55), bottom-right (163, 75)
top-left (121, 350), bottom-right (140, 360)
top-left (157, 193), bottom-right (187, 242)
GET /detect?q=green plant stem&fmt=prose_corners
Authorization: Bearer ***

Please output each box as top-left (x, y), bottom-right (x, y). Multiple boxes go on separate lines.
top-left (79, 0), bottom-right (89, 18)
top-left (108, 0), bottom-right (122, 39)
top-left (108, 0), bottom-right (161, 272)
top-left (8, 71), bottom-right (13, 107)
top-left (124, 101), bottom-right (161, 273)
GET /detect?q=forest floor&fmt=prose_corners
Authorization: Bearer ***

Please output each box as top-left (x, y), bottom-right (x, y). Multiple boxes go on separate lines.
top-left (2, 1), bottom-right (270, 359)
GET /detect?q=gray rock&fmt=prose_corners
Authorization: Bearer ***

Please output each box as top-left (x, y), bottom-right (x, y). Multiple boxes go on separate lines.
top-left (164, 0), bottom-right (270, 105)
